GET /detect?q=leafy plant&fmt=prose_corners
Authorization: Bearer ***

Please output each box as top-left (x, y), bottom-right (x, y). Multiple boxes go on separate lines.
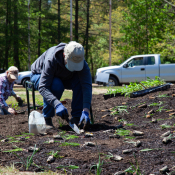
top-left (48, 151), bottom-right (64, 158)
top-left (111, 106), bottom-right (128, 115)
top-left (13, 144), bottom-right (38, 170)
top-left (115, 129), bottom-right (130, 136)
top-left (90, 154), bottom-right (104, 175)
top-left (105, 77), bottom-right (166, 97)
top-left (59, 142), bottom-right (80, 147)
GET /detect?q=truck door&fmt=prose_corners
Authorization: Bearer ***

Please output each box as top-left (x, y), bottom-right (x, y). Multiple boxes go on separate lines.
top-left (145, 56), bottom-right (159, 79)
top-left (121, 57), bottom-right (146, 83)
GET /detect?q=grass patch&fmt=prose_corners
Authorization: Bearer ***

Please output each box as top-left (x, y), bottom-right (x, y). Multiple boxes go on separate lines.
top-left (59, 142), bottom-right (80, 147)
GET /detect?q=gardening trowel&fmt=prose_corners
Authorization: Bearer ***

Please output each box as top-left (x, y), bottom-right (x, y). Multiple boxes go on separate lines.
top-left (64, 115), bottom-right (80, 135)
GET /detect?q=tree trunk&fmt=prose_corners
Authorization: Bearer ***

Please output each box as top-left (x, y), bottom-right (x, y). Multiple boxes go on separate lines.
top-left (85, 0), bottom-right (90, 62)
top-left (5, 0), bottom-right (9, 70)
top-left (58, 0), bottom-right (61, 43)
top-left (75, 0), bottom-right (78, 41)
top-left (13, 0), bottom-right (19, 69)
top-left (38, 0), bottom-right (41, 57)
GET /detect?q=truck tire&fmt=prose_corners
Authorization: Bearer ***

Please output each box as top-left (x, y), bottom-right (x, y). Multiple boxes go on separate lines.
top-left (22, 78), bottom-right (30, 88)
top-left (107, 76), bottom-right (119, 86)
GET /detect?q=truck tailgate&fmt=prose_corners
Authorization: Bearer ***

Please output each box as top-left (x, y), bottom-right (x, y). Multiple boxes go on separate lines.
top-left (160, 64), bottom-right (175, 81)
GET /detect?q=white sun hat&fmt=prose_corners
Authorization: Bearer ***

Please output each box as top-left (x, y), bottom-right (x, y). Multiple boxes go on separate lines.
top-left (64, 41), bottom-right (84, 71)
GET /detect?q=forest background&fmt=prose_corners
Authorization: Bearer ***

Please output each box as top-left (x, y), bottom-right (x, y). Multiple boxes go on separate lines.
top-left (0, 0), bottom-right (175, 80)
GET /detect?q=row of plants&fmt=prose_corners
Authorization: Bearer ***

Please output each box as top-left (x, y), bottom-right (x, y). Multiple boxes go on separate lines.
top-left (105, 76), bottom-right (166, 98)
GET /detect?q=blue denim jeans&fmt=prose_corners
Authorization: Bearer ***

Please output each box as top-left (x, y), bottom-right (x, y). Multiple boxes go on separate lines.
top-left (30, 73), bottom-right (83, 119)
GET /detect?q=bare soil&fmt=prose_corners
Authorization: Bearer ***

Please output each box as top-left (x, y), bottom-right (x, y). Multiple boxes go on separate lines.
top-left (1, 85), bottom-right (175, 174)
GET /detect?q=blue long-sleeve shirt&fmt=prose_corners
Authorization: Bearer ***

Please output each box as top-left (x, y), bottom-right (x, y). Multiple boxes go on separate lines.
top-left (31, 43), bottom-right (92, 109)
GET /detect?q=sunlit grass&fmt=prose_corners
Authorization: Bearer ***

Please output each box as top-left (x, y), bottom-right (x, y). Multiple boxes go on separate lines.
top-left (7, 86), bottom-right (110, 106)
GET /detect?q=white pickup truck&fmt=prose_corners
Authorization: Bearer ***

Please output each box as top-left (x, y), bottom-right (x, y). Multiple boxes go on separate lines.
top-left (95, 54), bottom-right (175, 86)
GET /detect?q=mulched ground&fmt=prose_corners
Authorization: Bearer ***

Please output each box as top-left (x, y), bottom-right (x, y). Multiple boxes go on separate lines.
top-left (1, 85), bottom-right (175, 174)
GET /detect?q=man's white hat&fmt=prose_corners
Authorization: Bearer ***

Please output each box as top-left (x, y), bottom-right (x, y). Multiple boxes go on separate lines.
top-left (8, 66), bottom-right (19, 80)
top-left (64, 41), bottom-right (84, 71)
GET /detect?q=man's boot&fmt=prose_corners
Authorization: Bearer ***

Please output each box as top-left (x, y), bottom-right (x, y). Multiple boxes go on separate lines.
top-left (45, 117), bottom-right (54, 130)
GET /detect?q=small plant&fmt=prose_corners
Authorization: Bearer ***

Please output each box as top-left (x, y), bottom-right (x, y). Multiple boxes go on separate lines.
top-left (62, 134), bottom-right (79, 140)
top-left (56, 165), bottom-right (79, 170)
top-left (160, 124), bottom-right (172, 129)
top-left (2, 147), bottom-right (23, 152)
top-left (111, 106), bottom-right (128, 115)
top-left (90, 154), bottom-right (104, 175)
top-left (140, 148), bottom-right (162, 152)
top-left (57, 118), bottom-right (64, 128)
top-left (48, 150), bottom-right (64, 158)
top-left (148, 101), bottom-right (163, 106)
top-left (59, 142), bottom-right (80, 147)
top-left (124, 153), bottom-right (143, 175)
top-left (115, 129), bottom-right (130, 136)
top-left (157, 94), bottom-right (170, 98)
top-left (11, 103), bottom-right (20, 111)
top-left (156, 106), bottom-right (167, 112)
top-left (13, 144), bottom-right (38, 170)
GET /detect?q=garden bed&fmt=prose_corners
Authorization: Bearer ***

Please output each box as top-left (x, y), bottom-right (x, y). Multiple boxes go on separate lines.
top-left (1, 85), bottom-right (175, 174)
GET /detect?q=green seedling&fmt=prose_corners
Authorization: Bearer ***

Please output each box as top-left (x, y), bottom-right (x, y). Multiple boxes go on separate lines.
top-left (90, 154), bottom-right (103, 175)
top-left (56, 165), bottom-right (79, 170)
top-left (124, 153), bottom-right (143, 175)
top-left (124, 136), bottom-right (135, 139)
top-left (156, 106), bottom-right (167, 112)
top-left (115, 129), bottom-right (130, 136)
top-left (25, 136), bottom-right (30, 139)
top-left (105, 152), bottom-right (114, 159)
top-left (57, 118), bottom-right (64, 128)
top-left (59, 131), bottom-right (66, 136)
top-left (140, 148), bottom-right (162, 152)
top-left (118, 119), bottom-right (127, 122)
top-left (13, 144), bottom-right (38, 170)
top-left (2, 147), bottom-right (23, 152)
top-left (160, 124), bottom-right (172, 129)
top-left (111, 106), bottom-right (128, 115)
top-left (157, 118), bottom-right (164, 121)
top-left (149, 101), bottom-right (163, 106)
top-left (48, 151), bottom-right (64, 158)
top-left (59, 142), bottom-right (80, 147)
top-left (157, 94), bottom-right (170, 98)
top-left (125, 123), bottom-right (138, 127)
top-left (62, 134), bottom-right (79, 140)
top-left (11, 103), bottom-right (20, 111)
top-left (21, 132), bottom-right (35, 136)
top-left (125, 140), bottom-right (136, 144)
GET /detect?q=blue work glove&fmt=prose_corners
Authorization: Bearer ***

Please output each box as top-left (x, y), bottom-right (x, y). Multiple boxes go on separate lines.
top-left (79, 111), bottom-right (90, 130)
top-left (55, 103), bottom-right (68, 119)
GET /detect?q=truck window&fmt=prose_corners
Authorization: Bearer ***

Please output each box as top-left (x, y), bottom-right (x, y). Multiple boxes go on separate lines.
top-left (146, 56), bottom-right (155, 65)
top-left (127, 57), bottom-right (144, 67)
